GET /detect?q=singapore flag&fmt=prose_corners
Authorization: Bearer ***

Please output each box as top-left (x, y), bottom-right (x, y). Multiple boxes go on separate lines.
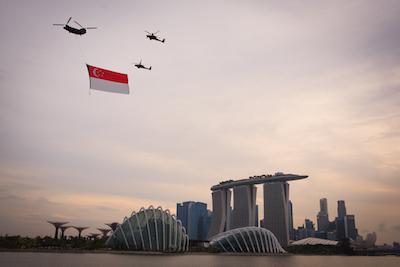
top-left (86, 64), bottom-right (129, 94)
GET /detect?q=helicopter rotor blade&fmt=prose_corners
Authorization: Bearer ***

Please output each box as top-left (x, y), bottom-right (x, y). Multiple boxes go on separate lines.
top-left (145, 31), bottom-right (151, 34)
top-left (74, 20), bottom-right (83, 28)
top-left (85, 27), bottom-right (97, 29)
top-left (53, 24), bottom-right (65, 26)
top-left (66, 17), bottom-right (72, 24)
top-left (154, 30), bottom-right (159, 34)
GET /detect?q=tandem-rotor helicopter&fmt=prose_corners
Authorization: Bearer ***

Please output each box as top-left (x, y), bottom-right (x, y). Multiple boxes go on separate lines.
top-left (145, 31), bottom-right (165, 43)
top-left (53, 17), bottom-right (97, 35)
top-left (134, 60), bottom-right (152, 70)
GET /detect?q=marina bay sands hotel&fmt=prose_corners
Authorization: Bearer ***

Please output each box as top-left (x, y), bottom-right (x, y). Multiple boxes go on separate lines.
top-left (208, 173), bottom-right (308, 247)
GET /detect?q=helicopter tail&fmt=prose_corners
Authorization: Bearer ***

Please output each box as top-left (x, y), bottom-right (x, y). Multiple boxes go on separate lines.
top-left (149, 66), bottom-right (152, 70)
top-left (162, 39), bottom-right (165, 43)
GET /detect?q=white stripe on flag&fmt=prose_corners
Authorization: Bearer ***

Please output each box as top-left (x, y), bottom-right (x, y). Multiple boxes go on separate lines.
top-left (89, 77), bottom-right (129, 94)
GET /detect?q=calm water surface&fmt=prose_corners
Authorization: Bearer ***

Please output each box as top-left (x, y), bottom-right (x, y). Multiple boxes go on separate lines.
top-left (0, 252), bottom-right (399, 267)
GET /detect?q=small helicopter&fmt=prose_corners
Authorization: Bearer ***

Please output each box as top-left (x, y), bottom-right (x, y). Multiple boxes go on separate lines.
top-left (53, 17), bottom-right (97, 35)
top-left (134, 60), bottom-right (152, 70)
top-left (145, 31), bottom-right (165, 43)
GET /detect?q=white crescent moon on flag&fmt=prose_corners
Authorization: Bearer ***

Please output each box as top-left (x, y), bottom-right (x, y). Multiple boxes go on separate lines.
top-left (88, 65), bottom-right (129, 94)
top-left (93, 68), bottom-right (99, 77)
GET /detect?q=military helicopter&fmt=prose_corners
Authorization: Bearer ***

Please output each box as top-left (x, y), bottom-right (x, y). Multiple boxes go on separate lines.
top-left (53, 17), bottom-right (97, 35)
top-left (145, 31), bottom-right (165, 43)
top-left (134, 60), bottom-right (152, 70)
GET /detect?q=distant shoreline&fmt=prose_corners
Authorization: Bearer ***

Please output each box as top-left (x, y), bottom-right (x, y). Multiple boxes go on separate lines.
top-left (0, 249), bottom-right (171, 255)
top-left (0, 249), bottom-right (399, 257)
top-left (0, 249), bottom-right (214, 256)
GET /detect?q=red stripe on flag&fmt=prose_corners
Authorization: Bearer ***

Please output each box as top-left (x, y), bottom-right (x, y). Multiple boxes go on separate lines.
top-left (87, 64), bottom-right (128, 84)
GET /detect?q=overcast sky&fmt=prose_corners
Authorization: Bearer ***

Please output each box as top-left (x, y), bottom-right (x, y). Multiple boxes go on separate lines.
top-left (0, 0), bottom-right (399, 244)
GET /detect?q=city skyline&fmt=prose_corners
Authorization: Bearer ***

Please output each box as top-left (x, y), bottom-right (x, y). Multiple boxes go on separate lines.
top-left (1, 0), bottom-right (400, 244)
top-left (38, 195), bottom-right (371, 244)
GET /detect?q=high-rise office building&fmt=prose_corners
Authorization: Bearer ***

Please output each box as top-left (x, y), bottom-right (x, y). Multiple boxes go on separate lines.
top-left (317, 213), bottom-right (330, 232)
top-left (294, 219), bottom-right (315, 240)
top-left (320, 198), bottom-right (328, 215)
top-left (305, 219), bottom-right (315, 238)
top-left (335, 217), bottom-right (346, 240)
top-left (335, 200), bottom-right (349, 240)
top-left (317, 198), bottom-right (330, 232)
top-left (177, 202), bottom-right (189, 228)
top-left (198, 210), bottom-right (212, 241)
top-left (177, 201), bottom-right (209, 241)
top-left (288, 200), bottom-right (294, 240)
top-left (344, 215), bottom-right (358, 240)
top-left (295, 226), bottom-right (306, 240)
top-left (337, 200), bottom-right (347, 219)
top-left (263, 182), bottom-right (290, 247)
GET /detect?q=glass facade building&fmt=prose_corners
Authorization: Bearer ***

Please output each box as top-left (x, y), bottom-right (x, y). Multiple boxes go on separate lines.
top-left (344, 215), bottom-right (358, 240)
top-left (317, 198), bottom-right (330, 232)
top-left (199, 210), bottom-right (212, 240)
top-left (177, 201), bottom-right (209, 241)
top-left (210, 226), bottom-right (286, 253)
top-left (337, 200), bottom-right (347, 219)
top-left (106, 206), bottom-right (189, 252)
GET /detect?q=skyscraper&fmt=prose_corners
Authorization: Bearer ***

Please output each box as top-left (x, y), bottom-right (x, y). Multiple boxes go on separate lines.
top-left (344, 214), bottom-right (358, 240)
top-left (263, 182), bottom-right (290, 247)
top-left (335, 200), bottom-right (348, 240)
top-left (320, 198), bottom-right (328, 215)
top-left (335, 216), bottom-right (346, 240)
top-left (305, 219), bottom-right (315, 237)
top-left (288, 200), bottom-right (294, 240)
top-left (209, 173), bottom-right (308, 240)
top-left (317, 198), bottom-right (330, 232)
top-left (198, 210), bottom-right (212, 241)
top-left (208, 189), bottom-right (232, 238)
top-left (337, 200), bottom-right (347, 219)
top-left (177, 201), bottom-right (209, 241)
top-left (177, 202), bottom-right (189, 228)
top-left (231, 185), bottom-right (257, 229)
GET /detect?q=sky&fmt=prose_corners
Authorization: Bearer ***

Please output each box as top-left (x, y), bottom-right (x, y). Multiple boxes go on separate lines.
top-left (0, 0), bottom-right (399, 244)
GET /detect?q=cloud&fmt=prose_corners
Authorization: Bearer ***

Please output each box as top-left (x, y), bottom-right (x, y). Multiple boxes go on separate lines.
top-left (0, 189), bottom-right (177, 237)
top-left (0, 0), bottom-right (400, 243)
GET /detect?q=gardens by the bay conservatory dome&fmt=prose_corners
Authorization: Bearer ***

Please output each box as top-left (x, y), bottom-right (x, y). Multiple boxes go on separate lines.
top-left (209, 226), bottom-right (286, 254)
top-left (106, 206), bottom-right (189, 252)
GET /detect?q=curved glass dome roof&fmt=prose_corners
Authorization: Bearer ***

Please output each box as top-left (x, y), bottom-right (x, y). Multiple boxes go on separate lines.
top-left (106, 206), bottom-right (189, 252)
top-left (210, 226), bottom-right (286, 253)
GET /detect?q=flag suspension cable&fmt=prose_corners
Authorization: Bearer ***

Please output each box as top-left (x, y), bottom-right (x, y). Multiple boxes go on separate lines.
top-left (75, 36), bottom-right (91, 94)
top-left (76, 37), bottom-right (130, 95)
top-left (76, 36), bottom-right (87, 62)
